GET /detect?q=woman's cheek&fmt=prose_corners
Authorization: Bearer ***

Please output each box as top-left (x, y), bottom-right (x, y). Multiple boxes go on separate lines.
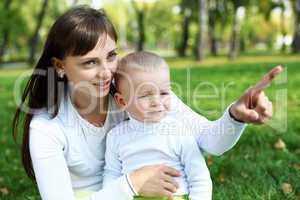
top-left (79, 68), bottom-right (99, 81)
top-left (109, 60), bottom-right (118, 73)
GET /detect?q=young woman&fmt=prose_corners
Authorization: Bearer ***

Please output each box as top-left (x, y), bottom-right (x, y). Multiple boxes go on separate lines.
top-left (12, 6), bottom-right (280, 200)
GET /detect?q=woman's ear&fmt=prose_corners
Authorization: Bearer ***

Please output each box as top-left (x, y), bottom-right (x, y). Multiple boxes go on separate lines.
top-left (52, 57), bottom-right (66, 78)
top-left (51, 57), bottom-right (65, 71)
top-left (114, 92), bottom-right (127, 110)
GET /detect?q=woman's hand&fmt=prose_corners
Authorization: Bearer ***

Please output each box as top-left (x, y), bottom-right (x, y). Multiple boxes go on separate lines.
top-left (129, 164), bottom-right (181, 200)
top-left (230, 66), bottom-right (283, 124)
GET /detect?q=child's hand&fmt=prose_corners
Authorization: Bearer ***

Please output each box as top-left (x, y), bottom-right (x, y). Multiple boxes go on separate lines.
top-left (229, 66), bottom-right (283, 124)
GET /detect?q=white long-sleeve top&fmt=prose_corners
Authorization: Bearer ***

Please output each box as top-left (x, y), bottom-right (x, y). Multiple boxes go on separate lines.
top-left (29, 91), bottom-right (246, 200)
top-left (103, 115), bottom-right (213, 200)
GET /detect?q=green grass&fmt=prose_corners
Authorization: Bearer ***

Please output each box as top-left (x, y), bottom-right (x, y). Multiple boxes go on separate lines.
top-left (0, 56), bottom-right (299, 199)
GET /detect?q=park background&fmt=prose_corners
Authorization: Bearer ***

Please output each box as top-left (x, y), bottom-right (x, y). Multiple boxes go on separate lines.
top-left (0, 0), bottom-right (299, 199)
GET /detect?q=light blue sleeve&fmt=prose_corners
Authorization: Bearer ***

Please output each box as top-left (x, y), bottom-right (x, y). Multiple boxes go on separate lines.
top-left (103, 130), bottom-right (123, 187)
top-left (178, 135), bottom-right (212, 200)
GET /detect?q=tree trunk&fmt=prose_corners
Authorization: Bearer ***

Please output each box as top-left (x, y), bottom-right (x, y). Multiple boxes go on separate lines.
top-left (280, 0), bottom-right (287, 53)
top-left (240, 36), bottom-right (246, 53)
top-left (292, 0), bottom-right (300, 53)
top-left (137, 10), bottom-right (145, 51)
top-left (0, 0), bottom-right (12, 63)
top-left (208, 0), bottom-right (219, 56)
top-left (177, 8), bottom-right (191, 57)
top-left (28, 0), bottom-right (49, 65)
top-left (196, 0), bottom-right (207, 61)
top-left (229, 7), bottom-right (240, 60)
top-left (132, 1), bottom-right (146, 51)
top-left (209, 19), bottom-right (218, 56)
top-left (72, 0), bottom-right (79, 6)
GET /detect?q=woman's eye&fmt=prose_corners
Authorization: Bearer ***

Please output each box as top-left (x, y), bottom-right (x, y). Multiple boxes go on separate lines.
top-left (84, 60), bottom-right (97, 66)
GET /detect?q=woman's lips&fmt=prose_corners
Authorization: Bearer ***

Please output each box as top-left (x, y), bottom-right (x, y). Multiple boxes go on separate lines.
top-left (93, 80), bottom-right (111, 89)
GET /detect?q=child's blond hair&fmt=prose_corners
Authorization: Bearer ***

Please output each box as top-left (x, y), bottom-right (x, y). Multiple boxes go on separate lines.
top-left (115, 51), bottom-right (169, 91)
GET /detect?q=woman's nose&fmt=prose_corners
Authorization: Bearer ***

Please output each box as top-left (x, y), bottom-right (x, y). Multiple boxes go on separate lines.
top-left (97, 67), bottom-right (111, 80)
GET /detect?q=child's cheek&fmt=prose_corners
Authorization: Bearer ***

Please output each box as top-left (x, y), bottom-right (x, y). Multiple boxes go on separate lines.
top-left (134, 100), bottom-right (148, 113)
top-left (164, 97), bottom-right (171, 111)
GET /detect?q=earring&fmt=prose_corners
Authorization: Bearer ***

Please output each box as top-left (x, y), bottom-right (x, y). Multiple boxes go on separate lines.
top-left (58, 70), bottom-right (65, 78)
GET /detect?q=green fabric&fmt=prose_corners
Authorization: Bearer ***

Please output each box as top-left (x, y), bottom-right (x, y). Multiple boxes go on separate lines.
top-left (74, 190), bottom-right (190, 200)
top-left (134, 194), bottom-right (190, 200)
top-left (74, 190), bottom-right (93, 200)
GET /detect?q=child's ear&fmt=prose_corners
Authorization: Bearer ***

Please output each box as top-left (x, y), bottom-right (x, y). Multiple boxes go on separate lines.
top-left (114, 92), bottom-right (127, 110)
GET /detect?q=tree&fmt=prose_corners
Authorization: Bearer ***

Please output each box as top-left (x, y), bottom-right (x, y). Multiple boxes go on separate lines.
top-left (259, 0), bottom-right (287, 53)
top-left (0, 0), bottom-right (12, 62)
top-left (208, 0), bottom-right (228, 56)
top-left (228, 0), bottom-right (242, 60)
top-left (72, 0), bottom-right (79, 6)
top-left (177, 0), bottom-right (192, 57)
top-left (196, 0), bottom-right (208, 61)
top-left (104, 0), bottom-right (129, 49)
top-left (279, 0), bottom-right (287, 52)
top-left (208, 0), bottom-right (218, 56)
top-left (28, 0), bottom-right (49, 65)
top-left (258, 0), bottom-right (276, 20)
top-left (228, 0), bottom-right (254, 59)
top-left (132, 0), bottom-right (146, 51)
top-left (292, 0), bottom-right (300, 53)
top-left (257, 0), bottom-right (278, 50)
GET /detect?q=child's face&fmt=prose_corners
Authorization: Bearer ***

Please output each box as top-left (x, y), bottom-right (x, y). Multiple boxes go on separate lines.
top-left (116, 67), bottom-right (171, 123)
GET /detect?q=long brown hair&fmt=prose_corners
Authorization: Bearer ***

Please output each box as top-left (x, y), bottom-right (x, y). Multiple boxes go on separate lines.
top-left (12, 6), bottom-right (118, 181)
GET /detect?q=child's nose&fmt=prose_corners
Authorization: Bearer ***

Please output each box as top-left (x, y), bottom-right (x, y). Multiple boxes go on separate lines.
top-left (150, 96), bottom-right (162, 106)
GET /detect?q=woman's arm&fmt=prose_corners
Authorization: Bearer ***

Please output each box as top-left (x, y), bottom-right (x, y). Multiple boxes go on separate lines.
top-left (169, 92), bottom-right (246, 156)
top-left (30, 126), bottom-right (74, 200)
top-left (29, 124), bottom-right (134, 200)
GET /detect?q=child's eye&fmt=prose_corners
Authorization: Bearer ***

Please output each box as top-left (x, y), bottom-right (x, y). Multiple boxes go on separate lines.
top-left (161, 92), bottom-right (170, 96)
top-left (138, 95), bottom-right (148, 99)
top-left (107, 52), bottom-right (117, 61)
top-left (138, 93), bottom-right (152, 99)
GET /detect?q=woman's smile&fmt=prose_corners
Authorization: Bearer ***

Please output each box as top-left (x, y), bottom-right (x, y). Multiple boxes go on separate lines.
top-left (93, 80), bottom-right (111, 90)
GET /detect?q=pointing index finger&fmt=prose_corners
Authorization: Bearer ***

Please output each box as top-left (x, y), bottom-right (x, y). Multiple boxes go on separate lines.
top-left (252, 66), bottom-right (283, 93)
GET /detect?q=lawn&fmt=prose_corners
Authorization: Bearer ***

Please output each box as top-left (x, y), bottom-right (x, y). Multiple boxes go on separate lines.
top-left (0, 56), bottom-right (299, 199)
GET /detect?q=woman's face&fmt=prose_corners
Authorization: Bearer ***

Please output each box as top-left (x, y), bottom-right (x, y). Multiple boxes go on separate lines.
top-left (61, 35), bottom-right (118, 98)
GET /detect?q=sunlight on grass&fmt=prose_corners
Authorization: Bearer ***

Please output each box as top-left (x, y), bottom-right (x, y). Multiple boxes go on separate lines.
top-left (0, 68), bottom-right (33, 77)
top-left (166, 54), bottom-right (300, 68)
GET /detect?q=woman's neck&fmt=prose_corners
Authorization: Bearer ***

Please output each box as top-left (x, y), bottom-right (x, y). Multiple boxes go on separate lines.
top-left (70, 90), bottom-right (109, 127)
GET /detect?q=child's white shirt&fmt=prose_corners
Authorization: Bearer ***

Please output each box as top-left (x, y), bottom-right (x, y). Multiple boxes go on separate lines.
top-left (104, 115), bottom-right (213, 200)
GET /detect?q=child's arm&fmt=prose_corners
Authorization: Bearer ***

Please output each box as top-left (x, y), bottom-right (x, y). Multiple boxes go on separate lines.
top-left (103, 130), bottom-right (123, 187)
top-left (178, 135), bottom-right (212, 200)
